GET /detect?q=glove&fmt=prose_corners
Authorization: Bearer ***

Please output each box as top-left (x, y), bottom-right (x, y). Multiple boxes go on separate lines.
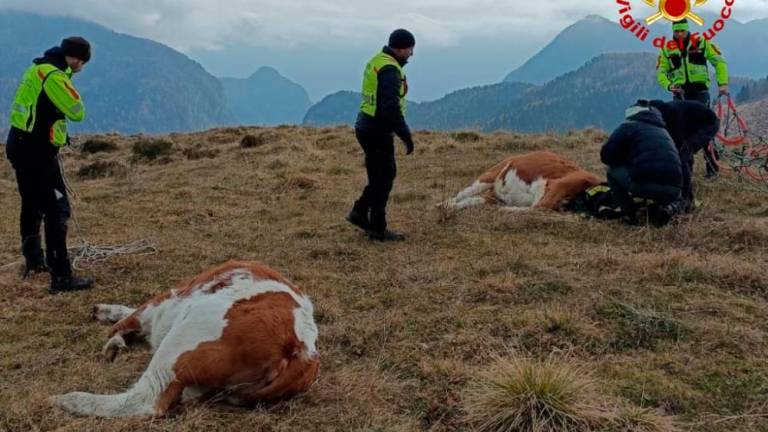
top-left (404, 138), bottom-right (415, 155)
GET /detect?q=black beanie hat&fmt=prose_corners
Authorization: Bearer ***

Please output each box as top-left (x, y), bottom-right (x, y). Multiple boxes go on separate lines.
top-left (388, 29), bottom-right (415, 49)
top-left (61, 36), bottom-right (91, 63)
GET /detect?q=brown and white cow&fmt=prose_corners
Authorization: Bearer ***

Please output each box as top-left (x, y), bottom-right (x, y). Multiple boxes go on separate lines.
top-left (443, 150), bottom-right (603, 211)
top-left (50, 260), bottom-right (319, 418)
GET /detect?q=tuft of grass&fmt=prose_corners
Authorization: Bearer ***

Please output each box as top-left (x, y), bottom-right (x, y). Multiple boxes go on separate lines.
top-left (182, 146), bottom-right (220, 160)
top-left (328, 165), bottom-right (354, 176)
top-left (76, 160), bottom-right (128, 179)
top-left (240, 133), bottom-right (272, 148)
top-left (285, 175), bottom-right (319, 190)
top-left (464, 356), bottom-right (603, 432)
top-left (80, 139), bottom-right (118, 154)
top-left (517, 279), bottom-right (572, 304)
top-left (452, 131), bottom-right (482, 143)
top-left (132, 139), bottom-right (173, 161)
top-left (612, 405), bottom-right (679, 432)
top-left (543, 306), bottom-right (580, 335)
top-left (596, 301), bottom-right (684, 351)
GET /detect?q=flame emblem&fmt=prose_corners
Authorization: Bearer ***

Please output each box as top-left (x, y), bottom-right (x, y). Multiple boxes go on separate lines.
top-left (644, 0), bottom-right (708, 25)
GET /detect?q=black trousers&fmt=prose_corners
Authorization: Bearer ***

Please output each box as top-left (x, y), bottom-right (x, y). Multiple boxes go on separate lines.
top-left (607, 166), bottom-right (681, 216)
top-left (353, 128), bottom-right (397, 232)
top-left (6, 132), bottom-right (72, 277)
top-left (679, 120), bottom-right (720, 204)
top-left (674, 90), bottom-right (719, 175)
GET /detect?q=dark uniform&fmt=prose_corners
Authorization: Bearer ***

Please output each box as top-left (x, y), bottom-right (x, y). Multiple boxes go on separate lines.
top-left (347, 30), bottom-right (416, 242)
top-left (5, 37), bottom-right (94, 292)
top-left (600, 105), bottom-right (683, 226)
top-left (649, 100), bottom-right (719, 211)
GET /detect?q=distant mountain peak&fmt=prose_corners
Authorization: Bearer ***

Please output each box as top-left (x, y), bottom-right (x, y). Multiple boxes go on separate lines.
top-left (581, 14), bottom-right (612, 23)
top-left (250, 66), bottom-right (281, 79)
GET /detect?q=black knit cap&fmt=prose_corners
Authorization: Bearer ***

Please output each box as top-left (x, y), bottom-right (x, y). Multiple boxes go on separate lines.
top-left (60, 36), bottom-right (91, 63)
top-left (388, 29), bottom-right (415, 49)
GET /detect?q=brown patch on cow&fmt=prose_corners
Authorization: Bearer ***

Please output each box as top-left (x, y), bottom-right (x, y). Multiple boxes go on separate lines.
top-left (176, 260), bottom-right (302, 297)
top-left (108, 315), bottom-right (142, 338)
top-left (534, 171), bottom-right (603, 210)
top-left (171, 292), bottom-right (319, 404)
top-left (484, 151), bottom-right (589, 184)
top-left (154, 381), bottom-right (185, 416)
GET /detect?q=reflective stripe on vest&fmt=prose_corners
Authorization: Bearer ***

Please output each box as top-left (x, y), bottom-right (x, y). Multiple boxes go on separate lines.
top-left (360, 52), bottom-right (407, 117)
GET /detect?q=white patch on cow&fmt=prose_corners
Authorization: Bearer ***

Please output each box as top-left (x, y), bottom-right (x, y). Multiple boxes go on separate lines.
top-left (292, 295), bottom-right (318, 358)
top-left (94, 304), bottom-right (136, 323)
top-left (52, 269), bottom-right (317, 418)
top-left (494, 169), bottom-right (547, 208)
top-left (181, 386), bottom-right (207, 403)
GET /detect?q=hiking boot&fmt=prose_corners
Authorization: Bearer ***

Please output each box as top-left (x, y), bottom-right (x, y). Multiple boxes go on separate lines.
top-left (346, 209), bottom-right (370, 231)
top-left (50, 275), bottom-right (94, 294)
top-left (22, 261), bottom-right (49, 278)
top-left (368, 229), bottom-right (406, 242)
top-left (648, 205), bottom-right (674, 227)
top-left (620, 214), bottom-right (640, 226)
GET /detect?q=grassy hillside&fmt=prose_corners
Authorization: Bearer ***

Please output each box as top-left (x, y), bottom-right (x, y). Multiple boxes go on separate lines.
top-left (1, 126), bottom-right (767, 431)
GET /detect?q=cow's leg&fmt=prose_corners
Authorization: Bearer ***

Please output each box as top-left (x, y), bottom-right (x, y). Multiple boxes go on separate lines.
top-left (500, 206), bottom-right (532, 212)
top-left (451, 196), bottom-right (485, 209)
top-left (103, 313), bottom-right (144, 362)
top-left (93, 304), bottom-right (136, 323)
top-left (443, 181), bottom-right (493, 208)
top-left (50, 364), bottom-right (186, 418)
top-left (51, 316), bottom-right (199, 418)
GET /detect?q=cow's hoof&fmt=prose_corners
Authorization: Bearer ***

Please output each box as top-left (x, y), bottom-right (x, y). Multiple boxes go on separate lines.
top-left (102, 335), bottom-right (127, 362)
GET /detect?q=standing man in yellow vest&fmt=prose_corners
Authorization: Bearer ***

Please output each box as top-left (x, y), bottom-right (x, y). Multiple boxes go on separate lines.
top-left (346, 29), bottom-right (416, 242)
top-left (5, 37), bottom-right (94, 293)
top-left (656, 19), bottom-right (728, 177)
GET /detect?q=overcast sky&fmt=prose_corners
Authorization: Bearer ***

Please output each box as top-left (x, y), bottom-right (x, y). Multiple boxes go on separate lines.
top-left (2, 0), bottom-right (767, 100)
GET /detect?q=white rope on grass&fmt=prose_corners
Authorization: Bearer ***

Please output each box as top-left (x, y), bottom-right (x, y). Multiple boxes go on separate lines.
top-left (59, 150), bottom-right (158, 270)
top-left (69, 239), bottom-right (158, 271)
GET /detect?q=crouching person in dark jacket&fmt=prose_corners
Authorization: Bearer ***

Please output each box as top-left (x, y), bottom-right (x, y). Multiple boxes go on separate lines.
top-left (600, 102), bottom-right (683, 226)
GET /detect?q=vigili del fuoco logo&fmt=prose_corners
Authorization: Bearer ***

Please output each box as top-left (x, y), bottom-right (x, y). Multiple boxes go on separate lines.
top-left (616, 0), bottom-right (736, 47)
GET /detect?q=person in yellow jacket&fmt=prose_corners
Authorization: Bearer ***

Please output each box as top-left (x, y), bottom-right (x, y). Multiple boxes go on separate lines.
top-left (5, 37), bottom-right (94, 293)
top-left (656, 19), bottom-right (728, 177)
top-left (346, 29), bottom-right (416, 242)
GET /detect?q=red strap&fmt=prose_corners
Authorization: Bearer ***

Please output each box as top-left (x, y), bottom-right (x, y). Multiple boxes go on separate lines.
top-left (715, 95), bottom-right (748, 146)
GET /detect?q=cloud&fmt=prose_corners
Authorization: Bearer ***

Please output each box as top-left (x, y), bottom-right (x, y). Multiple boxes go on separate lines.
top-left (8, 0), bottom-right (764, 53)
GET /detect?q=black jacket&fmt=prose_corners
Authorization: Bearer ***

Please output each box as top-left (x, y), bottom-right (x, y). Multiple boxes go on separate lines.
top-left (355, 47), bottom-right (413, 148)
top-left (601, 108), bottom-right (683, 188)
top-left (649, 99), bottom-right (719, 154)
top-left (6, 47), bottom-right (69, 165)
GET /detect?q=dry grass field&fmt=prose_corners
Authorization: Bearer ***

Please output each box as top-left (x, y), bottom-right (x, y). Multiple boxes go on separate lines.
top-left (1, 126), bottom-right (767, 431)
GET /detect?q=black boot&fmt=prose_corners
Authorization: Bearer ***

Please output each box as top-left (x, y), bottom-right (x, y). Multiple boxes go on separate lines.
top-left (346, 209), bottom-right (370, 231)
top-left (50, 274), bottom-right (94, 294)
top-left (368, 229), bottom-right (406, 242)
top-left (647, 204), bottom-right (674, 227)
top-left (23, 261), bottom-right (49, 278)
top-left (21, 235), bottom-right (47, 278)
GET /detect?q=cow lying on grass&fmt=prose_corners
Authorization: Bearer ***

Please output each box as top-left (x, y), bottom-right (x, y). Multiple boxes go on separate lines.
top-left (51, 260), bottom-right (319, 418)
top-left (443, 150), bottom-right (603, 211)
